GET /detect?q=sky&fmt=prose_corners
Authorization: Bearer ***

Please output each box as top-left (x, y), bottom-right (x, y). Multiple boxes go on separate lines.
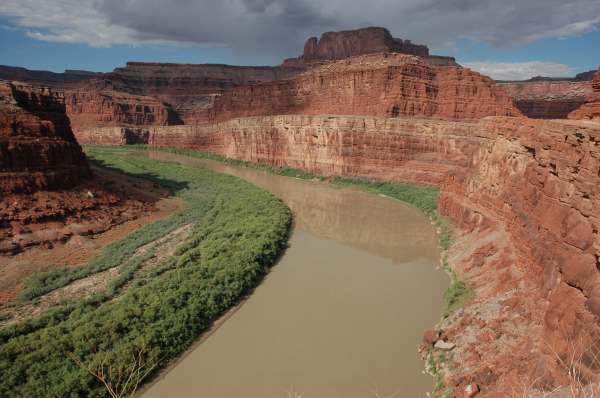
top-left (0, 0), bottom-right (599, 80)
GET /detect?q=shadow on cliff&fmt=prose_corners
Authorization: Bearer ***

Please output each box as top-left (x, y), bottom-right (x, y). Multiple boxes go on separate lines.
top-left (88, 158), bottom-right (190, 198)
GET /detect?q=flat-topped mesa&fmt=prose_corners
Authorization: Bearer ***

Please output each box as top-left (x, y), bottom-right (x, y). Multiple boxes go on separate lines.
top-left (0, 65), bottom-right (99, 88)
top-left (569, 67), bottom-right (600, 120)
top-left (282, 27), bottom-right (430, 68)
top-left (300, 27), bottom-right (429, 60)
top-left (0, 80), bottom-right (89, 193)
top-left (209, 53), bottom-right (520, 123)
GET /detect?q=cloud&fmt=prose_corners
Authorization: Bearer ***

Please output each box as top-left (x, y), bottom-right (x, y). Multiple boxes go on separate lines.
top-left (0, 0), bottom-right (599, 62)
top-left (463, 61), bottom-right (575, 80)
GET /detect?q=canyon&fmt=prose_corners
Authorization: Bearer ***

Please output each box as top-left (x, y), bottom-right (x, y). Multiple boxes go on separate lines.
top-left (84, 112), bottom-right (600, 396)
top-left (499, 80), bottom-right (593, 119)
top-left (2, 25), bottom-right (600, 397)
top-left (569, 68), bottom-right (600, 121)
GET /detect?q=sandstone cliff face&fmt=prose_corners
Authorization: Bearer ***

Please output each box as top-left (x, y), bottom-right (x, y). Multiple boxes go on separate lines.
top-left (0, 81), bottom-right (89, 193)
top-left (438, 117), bottom-right (600, 395)
top-left (500, 81), bottom-right (593, 119)
top-left (569, 68), bottom-right (600, 120)
top-left (65, 79), bottom-right (181, 138)
top-left (83, 115), bottom-right (481, 185)
top-left (209, 54), bottom-right (520, 124)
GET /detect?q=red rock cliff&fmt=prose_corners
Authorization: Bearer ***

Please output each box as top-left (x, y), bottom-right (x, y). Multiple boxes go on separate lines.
top-left (438, 117), bottom-right (600, 395)
top-left (209, 54), bottom-right (520, 123)
top-left (98, 62), bottom-right (302, 123)
top-left (0, 81), bottom-right (89, 193)
top-left (569, 68), bottom-right (600, 120)
top-left (65, 79), bottom-right (181, 138)
top-left (153, 115), bottom-right (481, 185)
top-left (0, 80), bottom-right (155, 254)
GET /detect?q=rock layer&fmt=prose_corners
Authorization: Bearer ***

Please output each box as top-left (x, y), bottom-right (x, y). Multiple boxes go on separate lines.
top-left (569, 68), bottom-right (600, 120)
top-left (97, 62), bottom-right (302, 123)
top-left (65, 79), bottom-right (181, 136)
top-left (500, 81), bottom-right (593, 119)
top-left (208, 54), bottom-right (520, 124)
top-left (79, 115), bottom-right (482, 185)
top-left (436, 117), bottom-right (600, 395)
top-left (0, 81), bottom-right (89, 193)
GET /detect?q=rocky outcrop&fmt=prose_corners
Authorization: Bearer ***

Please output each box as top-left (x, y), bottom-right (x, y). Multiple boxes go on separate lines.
top-left (209, 54), bottom-right (520, 124)
top-left (282, 27), bottom-right (428, 68)
top-left (500, 81), bottom-right (593, 119)
top-left (0, 80), bottom-right (152, 254)
top-left (437, 117), bottom-right (600, 396)
top-left (569, 68), bottom-right (600, 120)
top-left (0, 81), bottom-right (89, 193)
top-left (81, 115), bottom-right (482, 185)
top-left (65, 79), bottom-right (181, 137)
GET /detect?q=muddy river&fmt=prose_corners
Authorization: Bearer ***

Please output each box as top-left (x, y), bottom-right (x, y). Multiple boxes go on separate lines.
top-left (140, 152), bottom-right (448, 398)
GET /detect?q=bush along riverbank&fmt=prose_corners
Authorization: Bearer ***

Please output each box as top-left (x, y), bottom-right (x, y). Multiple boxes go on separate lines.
top-left (119, 145), bottom-right (474, 397)
top-left (0, 146), bottom-right (292, 397)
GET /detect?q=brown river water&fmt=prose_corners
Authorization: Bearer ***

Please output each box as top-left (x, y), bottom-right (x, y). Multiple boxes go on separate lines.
top-left (140, 152), bottom-right (448, 398)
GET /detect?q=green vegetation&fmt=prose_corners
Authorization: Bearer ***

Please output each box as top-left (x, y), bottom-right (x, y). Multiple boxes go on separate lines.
top-left (443, 272), bottom-right (475, 317)
top-left (427, 346), bottom-right (453, 398)
top-left (133, 145), bottom-right (322, 180)
top-left (0, 146), bottom-right (291, 397)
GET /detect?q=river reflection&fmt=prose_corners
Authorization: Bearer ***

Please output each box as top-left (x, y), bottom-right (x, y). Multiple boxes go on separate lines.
top-left (141, 150), bottom-right (448, 398)
top-left (148, 151), bottom-right (435, 265)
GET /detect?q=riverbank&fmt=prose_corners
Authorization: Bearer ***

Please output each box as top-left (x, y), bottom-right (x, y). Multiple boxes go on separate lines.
top-left (0, 147), bottom-right (292, 397)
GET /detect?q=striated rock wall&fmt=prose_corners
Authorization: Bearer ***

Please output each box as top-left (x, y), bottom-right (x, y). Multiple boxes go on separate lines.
top-left (208, 54), bottom-right (520, 124)
top-left (65, 80), bottom-right (181, 138)
top-left (81, 115), bottom-right (481, 185)
top-left (438, 117), bottom-right (600, 395)
top-left (0, 80), bottom-right (90, 193)
top-left (569, 68), bottom-right (600, 120)
top-left (500, 81), bottom-right (593, 119)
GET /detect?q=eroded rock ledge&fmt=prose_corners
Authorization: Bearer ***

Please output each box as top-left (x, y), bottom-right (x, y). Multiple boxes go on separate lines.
top-left (570, 68), bottom-right (600, 121)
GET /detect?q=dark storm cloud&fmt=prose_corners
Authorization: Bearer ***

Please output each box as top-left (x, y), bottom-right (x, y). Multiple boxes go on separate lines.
top-left (1, 0), bottom-right (599, 62)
